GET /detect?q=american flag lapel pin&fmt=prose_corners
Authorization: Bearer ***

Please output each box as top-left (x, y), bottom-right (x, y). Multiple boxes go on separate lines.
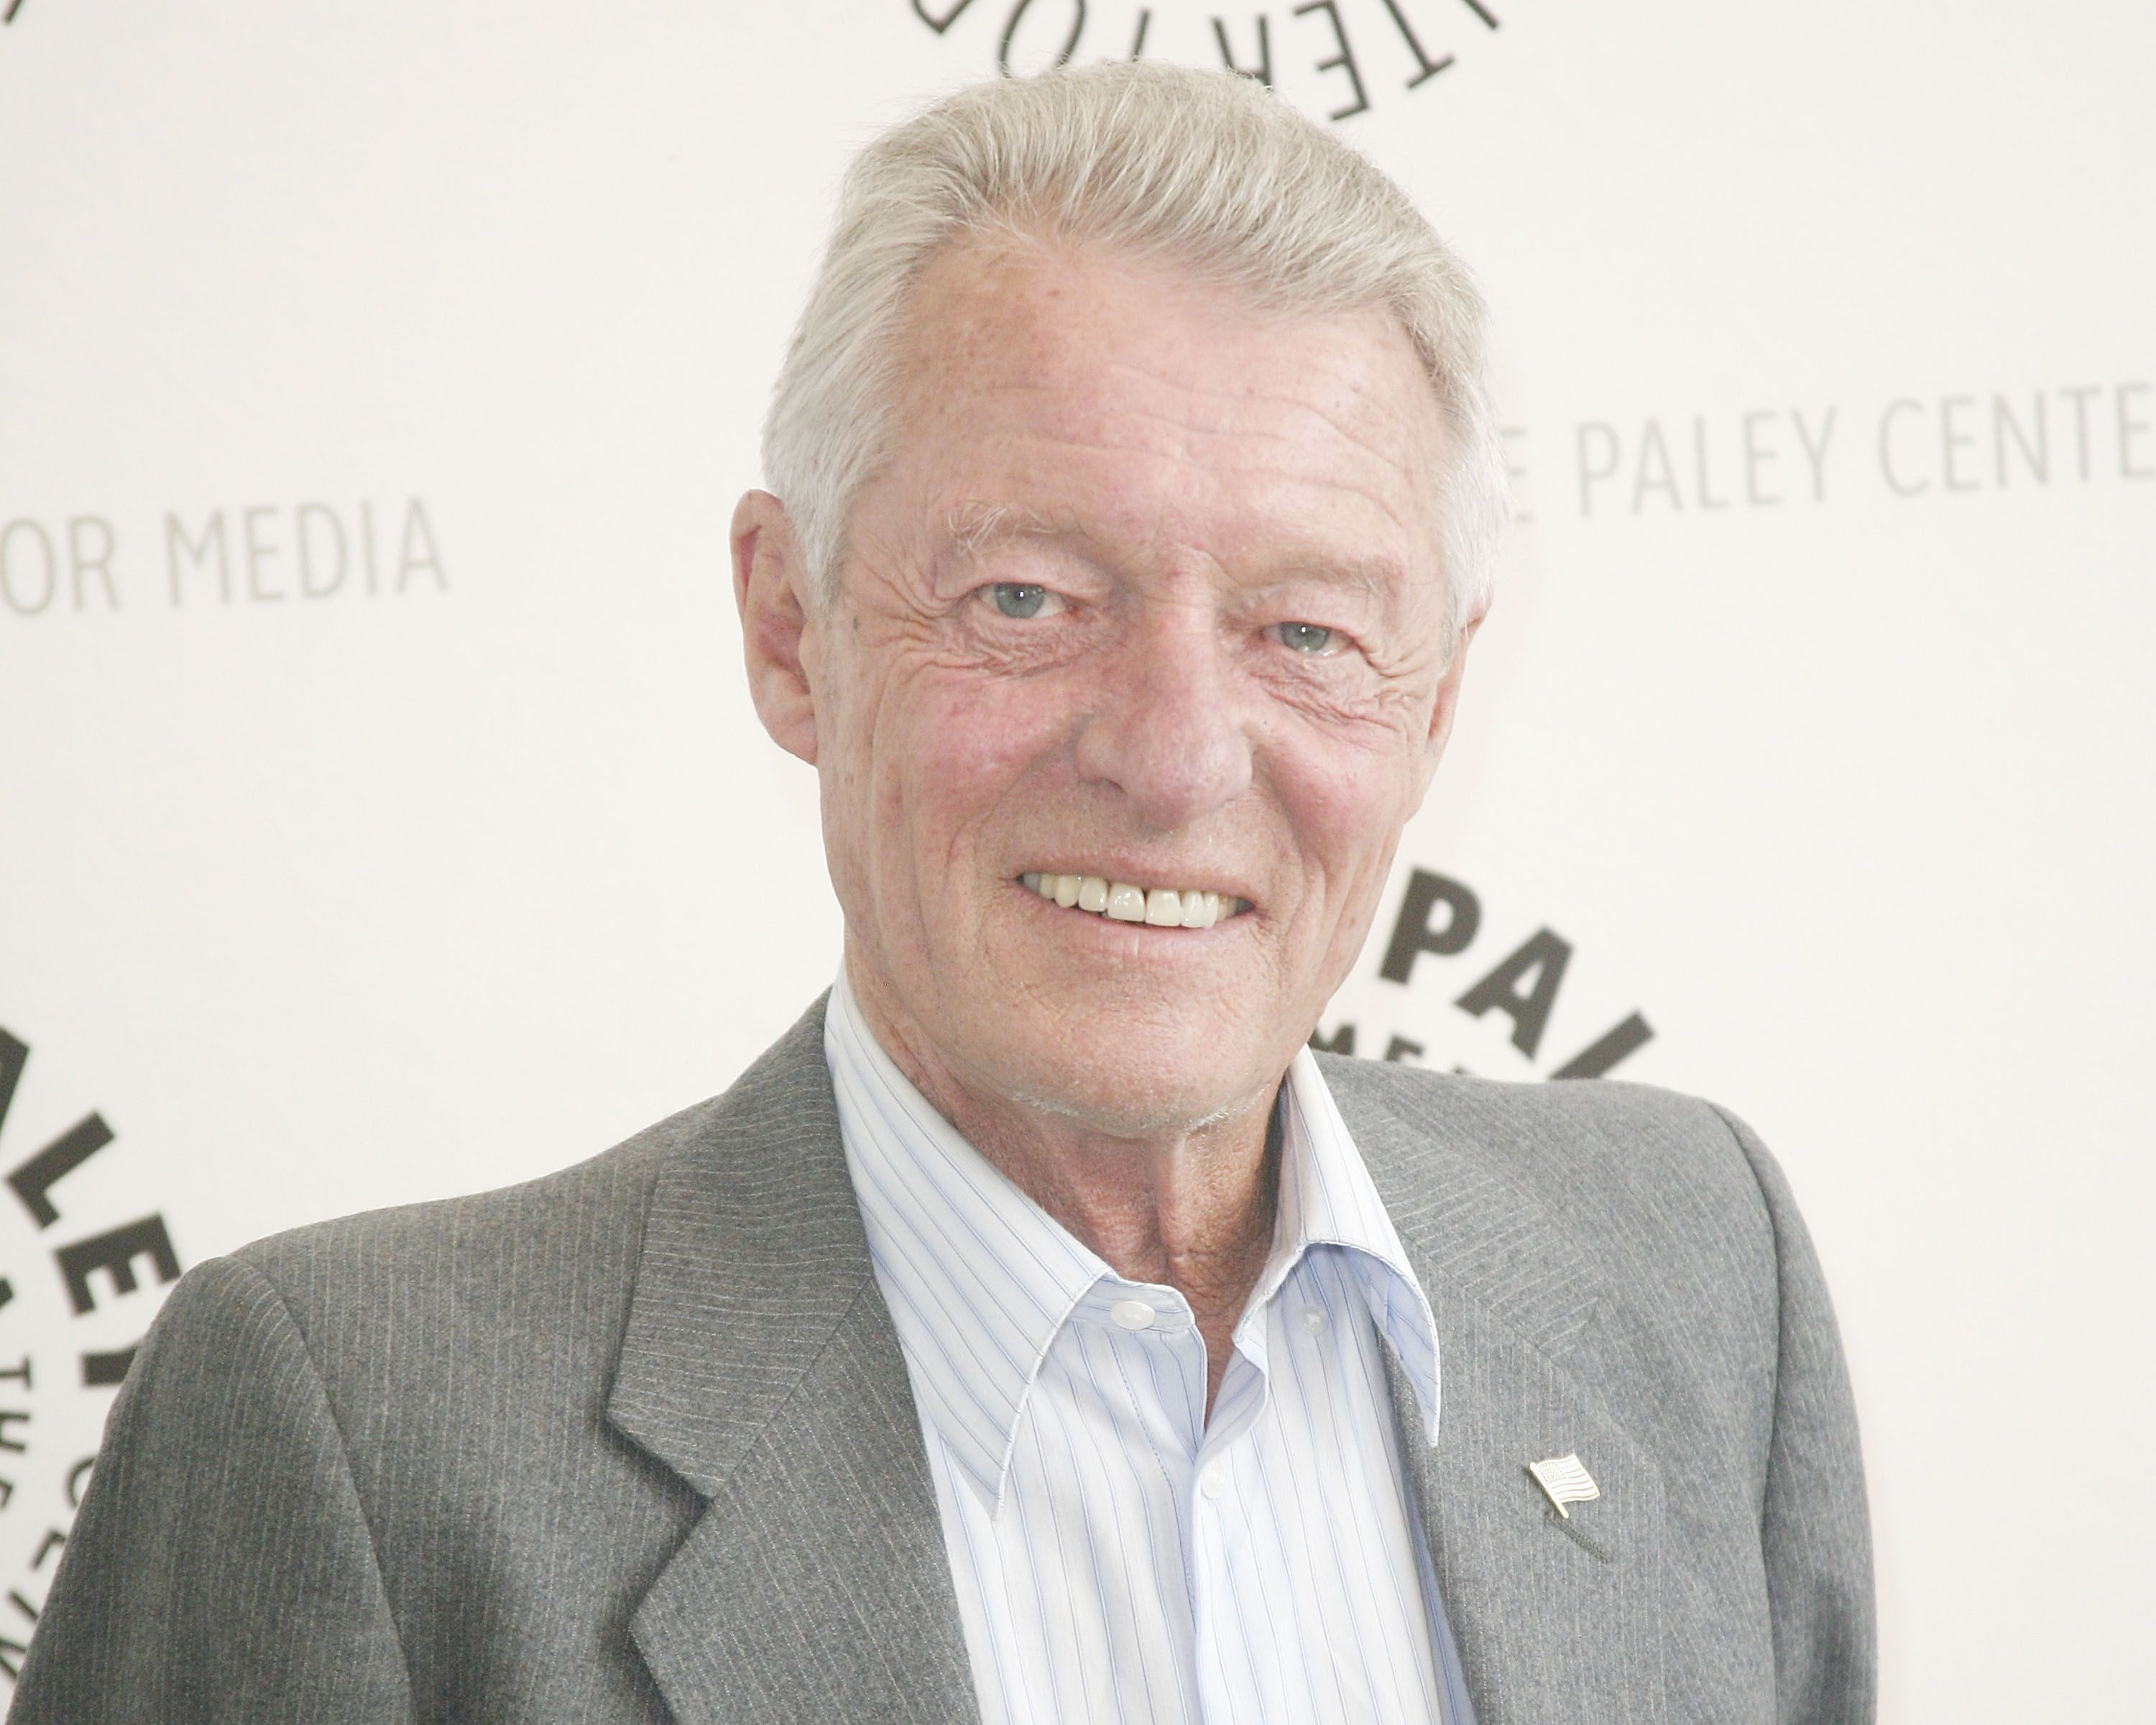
top-left (1528, 1453), bottom-right (1600, 1519)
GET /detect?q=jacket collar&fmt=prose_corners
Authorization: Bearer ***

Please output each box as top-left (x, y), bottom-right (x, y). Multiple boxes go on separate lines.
top-left (1337, 1062), bottom-right (1671, 1725)
top-left (605, 995), bottom-right (980, 1724)
top-left (603, 1006), bottom-right (1663, 1725)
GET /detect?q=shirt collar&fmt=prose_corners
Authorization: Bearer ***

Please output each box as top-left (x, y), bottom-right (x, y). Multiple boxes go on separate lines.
top-left (826, 971), bottom-right (1440, 1512)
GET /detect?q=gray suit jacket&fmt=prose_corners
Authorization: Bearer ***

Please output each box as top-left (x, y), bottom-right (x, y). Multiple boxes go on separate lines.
top-left (10, 997), bottom-right (1873, 1724)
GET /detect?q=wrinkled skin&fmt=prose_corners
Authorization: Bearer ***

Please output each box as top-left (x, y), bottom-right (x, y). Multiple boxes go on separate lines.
top-left (735, 236), bottom-right (1478, 1389)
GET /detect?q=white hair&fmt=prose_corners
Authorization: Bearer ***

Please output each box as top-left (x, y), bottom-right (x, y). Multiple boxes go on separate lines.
top-left (763, 61), bottom-right (1508, 645)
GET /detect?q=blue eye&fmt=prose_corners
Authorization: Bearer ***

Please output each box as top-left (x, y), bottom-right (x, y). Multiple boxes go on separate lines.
top-left (1276, 622), bottom-right (1334, 653)
top-left (991, 583), bottom-right (1049, 619)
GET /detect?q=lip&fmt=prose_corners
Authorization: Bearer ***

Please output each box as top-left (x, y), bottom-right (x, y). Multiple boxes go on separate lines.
top-left (1013, 886), bottom-right (1249, 943)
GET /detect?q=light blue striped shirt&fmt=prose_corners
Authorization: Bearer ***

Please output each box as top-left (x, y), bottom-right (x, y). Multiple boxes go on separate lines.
top-left (826, 972), bottom-right (1468, 1724)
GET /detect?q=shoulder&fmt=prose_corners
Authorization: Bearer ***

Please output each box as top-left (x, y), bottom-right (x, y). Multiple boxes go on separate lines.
top-left (172, 998), bottom-right (837, 1388)
top-left (175, 1091), bottom-right (737, 1372)
top-left (1321, 1053), bottom-right (1773, 1218)
top-left (1320, 1054), bottom-right (1789, 1338)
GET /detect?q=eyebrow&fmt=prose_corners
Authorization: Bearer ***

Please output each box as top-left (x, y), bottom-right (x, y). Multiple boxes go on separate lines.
top-left (1243, 552), bottom-right (1427, 632)
top-left (1266, 556), bottom-right (1409, 604)
top-left (942, 501), bottom-right (1077, 561)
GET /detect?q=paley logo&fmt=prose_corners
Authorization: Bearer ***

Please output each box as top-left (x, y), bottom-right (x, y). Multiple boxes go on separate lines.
top-left (1557, 379), bottom-right (2155, 519)
top-left (910, 0), bottom-right (1501, 120)
top-left (1316, 868), bottom-right (1655, 1080)
top-left (0, 1029), bottom-right (187, 1682)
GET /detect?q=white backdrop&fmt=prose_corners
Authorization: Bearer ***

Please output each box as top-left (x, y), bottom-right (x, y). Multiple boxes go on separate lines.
top-left (2, 2), bottom-right (2151, 1716)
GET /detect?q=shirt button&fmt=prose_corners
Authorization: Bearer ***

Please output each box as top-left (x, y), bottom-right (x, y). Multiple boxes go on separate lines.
top-left (1199, 1461), bottom-right (1230, 1500)
top-left (1110, 1299), bottom-right (1156, 1332)
top-left (1299, 1305), bottom-right (1327, 1335)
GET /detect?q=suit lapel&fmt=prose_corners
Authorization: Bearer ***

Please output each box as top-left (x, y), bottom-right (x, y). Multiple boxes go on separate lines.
top-left (607, 998), bottom-right (978, 1724)
top-left (1342, 1072), bottom-right (1669, 1725)
top-left (603, 1018), bottom-right (1668, 1722)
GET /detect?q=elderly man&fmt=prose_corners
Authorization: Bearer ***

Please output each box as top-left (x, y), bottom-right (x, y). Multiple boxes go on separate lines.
top-left (12, 63), bottom-right (1871, 1725)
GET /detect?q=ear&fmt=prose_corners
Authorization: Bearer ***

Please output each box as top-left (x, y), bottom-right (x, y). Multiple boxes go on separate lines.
top-left (732, 489), bottom-right (821, 765)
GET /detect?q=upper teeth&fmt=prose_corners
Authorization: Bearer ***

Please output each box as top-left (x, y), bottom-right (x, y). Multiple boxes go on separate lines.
top-left (1021, 872), bottom-right (1243, 929)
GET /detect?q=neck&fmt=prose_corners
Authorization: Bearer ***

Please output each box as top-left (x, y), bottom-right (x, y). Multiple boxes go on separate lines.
top-left (844, 954), bottom-right (1284, 1414)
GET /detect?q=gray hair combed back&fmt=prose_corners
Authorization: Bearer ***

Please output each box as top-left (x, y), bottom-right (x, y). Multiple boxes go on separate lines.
top-left (763, 61), bottom-right (1507, 642)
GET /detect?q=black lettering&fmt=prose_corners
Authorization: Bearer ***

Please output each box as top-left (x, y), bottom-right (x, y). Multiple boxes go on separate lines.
top-left (1376, 0), bottom-right (1454, 86)
top-left (1455, 927), bottom-right (1572, 1058)
top-left (1740, 410), bottom-right (1782, 506)
top-left (0, 1411), bottom-right (25, 1455)
top-left (55, 1215), bottom-right (180, 1316)
top-left (0, 1637), bottom-right (24, 1681)
top-left (2119, 382), bottom-right (2154, 478)
top-left (1292, 1), bottom-right (1368, 119)
top-left (31, 1530), bottom-right (64, 1570)
top-left (1308, 1021), bottom-right (1357, 1055)
top-left (359, 500), bottom-right (379, 594)
top-left (2058, 384), bottom-right (2100, 479)
top-left (67, 1456), bottom-right (93, 1509)
top-left (1878, 400), bottom-right (1929, 497)
top-left (165, 510), bottom-right (230, 604)
top-left (1692, 416), bottom-right (1728, 511)
top-left (81, 1346), bottom-right (138, 1388)
top-left (1576, 422), bottom-right (1619, 515)
top-left (296, 502), bottom-right (347, 597)
top-left (1940, 395), bottom-right (1980, 493)
top-left (1993, 392), bottom-right (2047, 485)
top-left (1213, 15), bottom-right (1272, 83)
top-left (1378, 869), bottom-right (1480, 983)
top-left (1383, 1036), bottom-right (1424, 1063)
top-left (998, 0), bottom-right (1085, 73)
top-left (0, 1029), bottom-right (24, 1136)
top-left (913, 0), bottom-right (979, 29)
top-left (8, 1113), bottom-right (115, 1228)
top-left (243, 505), bottom-right (284, 601)
top-left (1633, 420), bottom-right (1682, 511)
top-left (1128, 6), bottom-right (1150, 55)
top-left (67, 515), bottom-right (119, 610)
top-left (1791, 405), bottom-right (1835, 501)
top-left (1549, 1011), bottom-right (1654, 1080)
top-left (397, 498), bottom-right (446, 592)
top-left (0, 519), bottom-right (57, 616)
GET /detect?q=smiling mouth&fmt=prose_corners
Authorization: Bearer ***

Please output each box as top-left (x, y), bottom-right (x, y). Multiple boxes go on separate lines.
top-left (1018, 871), bottom-right (1249, 929)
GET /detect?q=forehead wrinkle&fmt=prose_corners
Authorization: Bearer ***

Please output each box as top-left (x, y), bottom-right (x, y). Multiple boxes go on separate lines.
top-left (969, 363), bottom-right (1432, 494)
top-left (991, 428), bottom-right (1427, 543)
top-left (1085, 354), bottom-right (1437, 479)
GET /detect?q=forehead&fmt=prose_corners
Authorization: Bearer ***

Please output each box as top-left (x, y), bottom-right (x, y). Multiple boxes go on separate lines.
top-left (883, 237), bottom-right (1451, 581)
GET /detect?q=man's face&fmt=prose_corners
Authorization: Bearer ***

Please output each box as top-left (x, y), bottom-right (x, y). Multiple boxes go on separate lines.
top-left (791, 239), bottom-right (1470, 1136)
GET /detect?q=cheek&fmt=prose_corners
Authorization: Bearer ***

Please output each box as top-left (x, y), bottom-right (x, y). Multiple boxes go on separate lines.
top-left (870, 664), bottom-right (1071, 860)
top-left (1266, 727), bottom-right (1420, 895)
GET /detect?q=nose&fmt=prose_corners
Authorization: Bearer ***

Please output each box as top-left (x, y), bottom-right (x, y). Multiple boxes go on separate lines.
top-left (1072, 606), bottom-right (1253, 829)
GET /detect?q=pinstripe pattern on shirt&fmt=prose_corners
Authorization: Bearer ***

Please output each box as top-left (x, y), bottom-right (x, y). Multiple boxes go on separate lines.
top-left (826, 973), bottom-right (1462, 1725)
